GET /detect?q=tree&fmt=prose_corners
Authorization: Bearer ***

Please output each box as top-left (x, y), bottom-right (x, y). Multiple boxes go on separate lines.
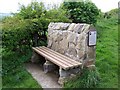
top-left (62, 0), bottom-right (100, 24)
top-left (18, 2), bottom-right (46, 19)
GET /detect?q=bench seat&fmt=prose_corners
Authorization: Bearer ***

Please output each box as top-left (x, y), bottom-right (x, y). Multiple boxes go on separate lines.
top-left (32, 46), bottom-right (82, 70)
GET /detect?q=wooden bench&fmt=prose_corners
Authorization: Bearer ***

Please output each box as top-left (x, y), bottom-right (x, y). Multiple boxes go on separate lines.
top-left (32, 46), bottom-right (82, 85)
top-left (32, 46), bottom-right (82, 70)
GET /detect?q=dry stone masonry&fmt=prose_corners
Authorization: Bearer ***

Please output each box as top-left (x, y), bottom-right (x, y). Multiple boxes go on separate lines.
top-left (47, 22), bottom-right (96, 68)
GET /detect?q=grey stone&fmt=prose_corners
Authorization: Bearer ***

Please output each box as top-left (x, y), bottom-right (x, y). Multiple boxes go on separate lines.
top-left (53, 23), bottom-right (62, 30)
top-left (54, 42), bottom-right (60, 52)
top-left (47, 39), bottom-right (53, 48)
top-left (74, 24), bottom-right (84, 34)
top-left (83, 24), bottom-right (90, 33)
top-left (76, 49), bottom-right (85, 59)
top-left (69, 42), bottom-right (75, 49)
top-left (68, 23), bottom-right (75, 31)
top-left (87, 46), bottom-right (96, 59)
top-left (57, 32), bottom-right (63, 42)
top-left (58, 49), bottom-right (65, 54)
top-left (52, 31), bottom-right (59, 42)
top-left (75, 43), bottom-right (81, 50)
top-left (62, 31), bottom-right (68, 39)
top-left (43, 61), bottom-right (57, 73)
top-left (61, 23), bottom-right (70, 30)
top-left (59, 68), bottom-right (70, 78)
top-left (67, 32), bottom-right (77, 45)
top-left (59, 38), bottom-right (69, 51)
top-left (51, 41), bottom-right (59, 51)
top-left (66, 48), bottom-right (77, 57)
top-left (48, 22), bottom-right (54, 28)
top-left (48, 29), bottom-right (54, 36)
top-left (58, 77), bottom-right (66, 85)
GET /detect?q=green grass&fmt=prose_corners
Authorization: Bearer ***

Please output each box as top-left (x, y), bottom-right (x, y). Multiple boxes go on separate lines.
top-left (2, 49), bottom-right (42, 88)
top-left (95, 15), bottom-right (118, 88)
top-left (2, 67), bottom-right (41, 88)
top-left (64, 68), bottom-right (100, 88)
top-left (64, 13), bottom-right (118, 88)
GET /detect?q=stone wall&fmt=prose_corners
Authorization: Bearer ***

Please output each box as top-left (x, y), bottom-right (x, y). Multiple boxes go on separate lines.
top-left (47, 22), bottom-right (96, 67)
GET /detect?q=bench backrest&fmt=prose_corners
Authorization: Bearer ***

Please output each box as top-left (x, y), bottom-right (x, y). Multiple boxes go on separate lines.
top-left (47, 22), bottom-right (96, 64)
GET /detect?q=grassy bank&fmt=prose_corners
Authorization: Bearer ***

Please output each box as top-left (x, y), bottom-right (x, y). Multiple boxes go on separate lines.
top-left (95, 13), bottom-right (118, 88)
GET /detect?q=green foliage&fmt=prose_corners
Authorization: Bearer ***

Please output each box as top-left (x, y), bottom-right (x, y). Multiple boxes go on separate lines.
top-left (2, 48), bottom-right (32, 76)
top-left (2, 1), bottom-right (70, 88)
top-left (45, 7), bottom-right (71, 22)
top-left (64, 68), bottom-right (100, 88)
top-left (62, 0), bottom-right (100, 24)
top-left (2, 1), bottom-right (70, 52)
top-left (18, 2), bottom-right (46, 19)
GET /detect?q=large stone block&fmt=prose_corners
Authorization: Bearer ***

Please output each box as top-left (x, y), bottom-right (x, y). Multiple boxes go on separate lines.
top-left (47, 39), bottom-right (53, 48)
top-left (68, 23), bottom-right (75, 31)
top-left (74, 24), bottom-right (84, 34)
top-left (62, 31), bottom-right (68, 39)
top-left (59, 38), bottom-right (69, 51)
top-left (52, 31), bottom-right (59, 42)
top-left (76, 49), bottom-right (85, 59)
top-left (69, 42), bottom-right (75, 49)
top-left (83, 24), bottom-right (90, 33)
top-left (67, 32), bottom-right (77, 45)
top-left (61, 23), bottom-right (70, 30)
top-left (56, 32), bottom-right (63, 42)
top-left (58, 48), bottom-right (65, 54)
top-left (66, 48), bottom-right (77, 57)
top-left (51, 41), bottom-right (59, 51)
top-left (44, 60), bottom-right (57, 73)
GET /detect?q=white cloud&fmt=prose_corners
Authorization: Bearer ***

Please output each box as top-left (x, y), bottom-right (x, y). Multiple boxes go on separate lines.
top-left (0, 0), bottom-right (119, 13)
top-left (0, 0), bottom-right (32, 13)
top-left (91, 0), bottom-right (119, 12)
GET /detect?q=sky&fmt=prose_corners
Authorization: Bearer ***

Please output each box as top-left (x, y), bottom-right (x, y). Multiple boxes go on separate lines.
top-left (0, 0), bottom-right (119, 13)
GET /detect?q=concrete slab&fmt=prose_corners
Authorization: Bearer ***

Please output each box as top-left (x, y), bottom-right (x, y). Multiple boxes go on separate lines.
top-left (25, 62), bottom-right (62, 88)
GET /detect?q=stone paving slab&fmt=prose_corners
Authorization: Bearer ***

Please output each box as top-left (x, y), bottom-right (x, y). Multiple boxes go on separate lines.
top-left (25, 62), bottom-right (62, 88)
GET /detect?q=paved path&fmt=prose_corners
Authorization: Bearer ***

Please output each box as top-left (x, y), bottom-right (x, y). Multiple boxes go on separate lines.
top-left (25, 62), bottom-right (62, 88)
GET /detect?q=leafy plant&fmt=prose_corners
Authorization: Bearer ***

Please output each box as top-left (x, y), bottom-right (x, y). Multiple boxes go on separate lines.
top-left (62, 0), bottom-right (100, 24)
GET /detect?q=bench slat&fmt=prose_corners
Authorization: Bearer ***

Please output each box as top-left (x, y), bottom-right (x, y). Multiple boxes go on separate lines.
top-left (42, 46), bottom-right (82, 65)
top-left (36, 47), bottom-right (74, 67)
top-left (40, 46), bottom-right (81, 67)
top-left (32, 47), bottom-right (70, 70)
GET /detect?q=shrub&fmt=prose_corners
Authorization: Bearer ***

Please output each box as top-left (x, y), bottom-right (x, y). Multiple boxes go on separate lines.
top-left (62, 0), bottom-right (100, 24)
top-left (2, 1), bottom-right (71, 77)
